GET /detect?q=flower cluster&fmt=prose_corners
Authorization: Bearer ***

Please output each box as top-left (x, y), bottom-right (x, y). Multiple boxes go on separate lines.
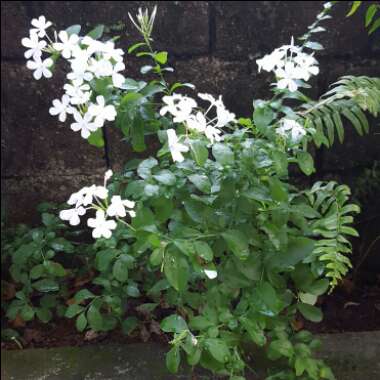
top-left (160, 93), bottom-right (236, 162)
top-left (276, 119), bottom-right (307, 144)
top-left (59, 170), bottom-right (136, 238)
top-left (22, 15), bottom-right (123, 139)
top-left (256, 37), bottom-right (319, 92)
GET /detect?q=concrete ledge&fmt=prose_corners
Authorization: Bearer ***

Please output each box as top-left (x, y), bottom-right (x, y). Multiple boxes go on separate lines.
top-left (2, 331), bottom-right (380, 380)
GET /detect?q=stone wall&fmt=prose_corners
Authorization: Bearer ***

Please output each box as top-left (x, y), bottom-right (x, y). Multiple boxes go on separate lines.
top-left (1, 1), bottom-right (380, 224)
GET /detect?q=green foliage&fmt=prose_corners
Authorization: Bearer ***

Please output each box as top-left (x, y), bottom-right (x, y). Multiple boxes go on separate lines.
top-left (6, 3), bottom-right (379, 380)
top-left (346, 1), bottom-right (380, 34)
top-left (300, 76), bottom-right (380, 147)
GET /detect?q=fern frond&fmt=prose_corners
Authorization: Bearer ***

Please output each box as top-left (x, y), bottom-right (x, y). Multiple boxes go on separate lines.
top-left (306, 181), bottom-right (360, 291)
top-left (299, 76), bottom-right (380, 147)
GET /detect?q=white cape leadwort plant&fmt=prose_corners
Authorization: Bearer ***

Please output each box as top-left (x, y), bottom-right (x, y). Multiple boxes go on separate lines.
top-left (20, 3), bottom-right (380, 380)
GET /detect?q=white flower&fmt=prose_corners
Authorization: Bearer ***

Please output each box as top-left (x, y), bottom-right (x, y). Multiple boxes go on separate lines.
top-left (275, 62), bottom-right (299, 92)
top-left (81, 36), bottom-right (106, 55)
top-left (49, 95), bottom-right (73, 122)
top-left (82, 185), bottom-right (108, 206)
top-left (107, 195), bottom-right (135, 218)
top-left (67, 58), bottom-right (93, 85)
top-left (89, 58), bottom-right (113, 78)
top-left (26, 57), bottom-right (53, 80)
top-left (87, 210), bottom-right (117, 239)
top-left (167, 129), bottom-right (189, 163)
top-left (186, 111), bottom-right (207, 132)
top-left (293, 53), bottom-right (319, 81)
top-left (22, 32), bottom-right (47, 59)
top-left (104, 169), bottom-right (113, 183)
top-left (160, 94), bottom-right (197, 123)
top-left (198, 93), bottom-right (217, 105)
top-left (276, 119), bottom-right (306, 144)
top-left (67, 185), bottom-right (108, 208)
top-left (53, 31), bottom-right (80, 59)
top-left (215, 97), bottom-right (235, 128)
top-left (324, 2), bottom-right (332, 9)
top-left (256, 49), bottom-right (285, 72)
top-left (59, 206), bottom-right (86, 226)
top-left (112, 61), bottom-right (126, 88)
top-left (102, 41), bottom-right (124, 62)
top-left (30, 15), bottom-right (52, 38)
top-left (88, 95), bottom-right (117, 127)
top-left (205, 125), bottom-right (223, 144)
top-left (204, 269), bottom-right (218, 279)
top-left (70, 111), bottom-right (98, 139)
top-left (64, 83), bottom-right (91, 105)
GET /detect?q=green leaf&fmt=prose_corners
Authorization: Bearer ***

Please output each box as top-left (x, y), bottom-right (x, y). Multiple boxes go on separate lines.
top-left (297, 151), bottom-right (315, 176)
top-left (268, 339), bottom-right (294, 359)
top-left (128, 42), bottom-right (147, 54)
top-left (368, 17), bottom-right (380, 34)
top-left (346, 1), bottom-right (362, 17)
top-left (44, 261), bottom-right (66, 277)
top-left (283, 237), bottom-right (315, 267)
top-left (33, 279), bottom-right (59, 293)
top-left (96, 249), bottom-right (117, 272)
top-left (252, 282), bottom-right (285, 317)
top-left (50, 238), bottom-right (74, 252)
top-left (66, 24), bottom-right (81, 36)
top-left (188, 174), bottom-right (211, 193)
top-left (122, 316), bottom-right (139, 335)
top-left (253, 105), bottom-right (274, 129)
top-left (150, 247), bottom-right (165, 266)
top-left (141, 65), bottom-right (153, 74)
top-left (126, 284), bottom-right (140, 297)
top-left (239, 316), bottom-right (266, 347)
top-left (365, 4), bottom-right (378, 27)
top-left (304, 41), bottom-right (324, 50)
top-left (193, 241), bottom-right (213, 261)
top-left (65, 304), bottom-right (84, 318)
top-left (297, 303), bottom-right (323, 322)
top-left (189, 140), bottom-right (208, 166)
top-left (131, 115), bottom-right (146, 152)
top-left (161, 314), bottom-right (188, 333)
top-left (222, 230), bottom-right (249, 260)
top-left (212, 143), bottom-right (234, 165)
top-left (87, 25), bottom-right (105, 39)
top-left (36, 308), bottom-right (52, 323)
top-left (20, 305), bottom-right (35, 321)
top-left (74, 289), bottom-right (95, 302)
top-left (154, 51), bottom-right (168, 64)
top-left (166, 346), bottom-right (180, 373)
top-left (164, 248), bottom-right (189, 292)
top-left (76, 313), bottom-right (87, 332)
top-left (153, 170), bottom-right (176, 185)
top-left (269, 178), bottom-right (288, 202)
top-left (30, 264), bottom-right (45, 280)
top-left (87, 305), bottom-right (104, 331)
top-left (204, 338), bottom-right (230, 363)
top-left (113, 257), bottom-right (129, 283)
top-left (88, 128), bottom-right (104, 148)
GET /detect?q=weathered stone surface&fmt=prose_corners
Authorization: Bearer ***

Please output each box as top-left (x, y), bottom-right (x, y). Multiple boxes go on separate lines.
top-left (43, 1), bottom-right (209, 57)
top-left (1, 1), bottom-right (35, 60)
top-left (1, 62), bottom-right (106, 176)
top-left (2, 173), bottom-right (104, 225)
top-left (2, 332), bottom-right (380, 379)
top-left (213, 1), bottom-right (373, 59)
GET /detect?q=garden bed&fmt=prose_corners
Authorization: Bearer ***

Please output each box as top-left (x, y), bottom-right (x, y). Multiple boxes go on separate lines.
top-left (2, 277), bottom-right (379, 351)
